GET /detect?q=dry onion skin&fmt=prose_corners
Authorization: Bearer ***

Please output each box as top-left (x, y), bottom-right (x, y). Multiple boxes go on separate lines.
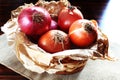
top-left (1, 0), bottom-right (111, 74)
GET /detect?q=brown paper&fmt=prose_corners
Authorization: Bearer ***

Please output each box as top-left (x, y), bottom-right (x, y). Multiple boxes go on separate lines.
top-left (1, 34), bottom-right (120, 80)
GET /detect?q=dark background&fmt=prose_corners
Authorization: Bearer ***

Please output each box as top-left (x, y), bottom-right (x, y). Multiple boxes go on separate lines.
top-left (0, 0), bottom-right (109, 29)
top-left (0, 0), bottom-right (109, 79)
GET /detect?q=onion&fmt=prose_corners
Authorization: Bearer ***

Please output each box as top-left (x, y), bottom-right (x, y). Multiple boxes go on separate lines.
top-left (18, 6), bottom-right (51, 36)
top-left (50, 20), bottom-right (58, 30)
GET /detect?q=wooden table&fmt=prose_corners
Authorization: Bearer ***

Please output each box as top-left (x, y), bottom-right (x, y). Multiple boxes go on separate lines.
top-left (0, 65), bottom-right (28, 80)
top-left (0, 0), bottom-right (108, 79)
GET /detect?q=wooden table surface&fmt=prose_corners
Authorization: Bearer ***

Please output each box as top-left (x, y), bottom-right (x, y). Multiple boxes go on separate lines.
top-left (0, 0), bottom-right (108, 79)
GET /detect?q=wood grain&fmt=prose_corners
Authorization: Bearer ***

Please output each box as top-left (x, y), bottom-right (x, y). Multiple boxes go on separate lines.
top-left (0, 65), bottom-right (28, 80)
top-left (0, 0), bottom-right (109, 79)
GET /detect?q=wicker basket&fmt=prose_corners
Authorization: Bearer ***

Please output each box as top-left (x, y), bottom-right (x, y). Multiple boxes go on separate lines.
top-left (1, 0), bottom-right (109, 74)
